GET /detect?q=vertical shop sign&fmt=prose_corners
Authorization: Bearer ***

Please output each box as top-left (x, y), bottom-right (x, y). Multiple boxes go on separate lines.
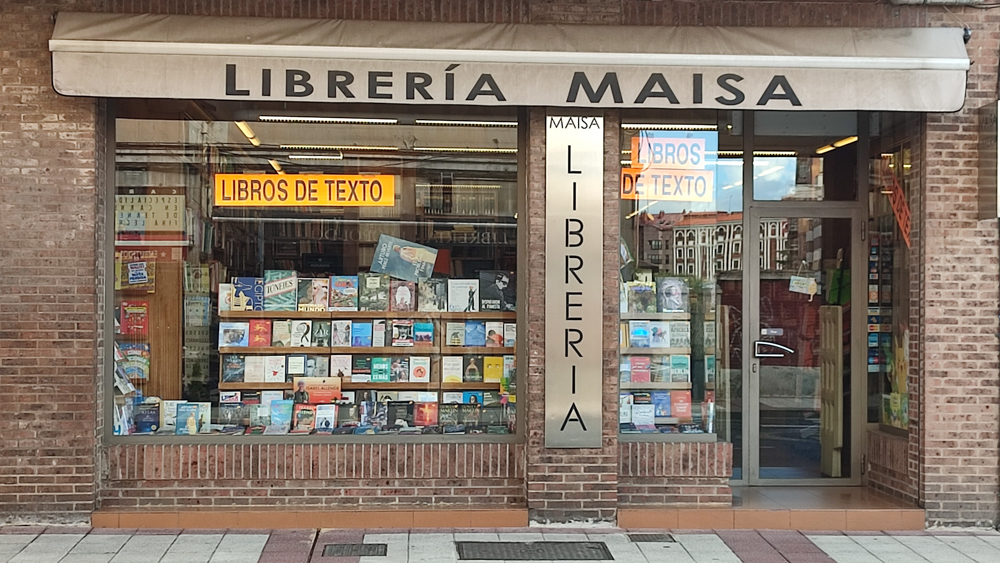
top-left (545, 115), bottom-right (604, 448)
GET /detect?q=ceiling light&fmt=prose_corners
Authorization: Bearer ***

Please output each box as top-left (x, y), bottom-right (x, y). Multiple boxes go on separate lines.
top-left (235, 121), bottom-right (261, 147)
top-left (258, 116), bottom-right (398, 125)
top-left (621, 159), bottom-right (632, 166)
top-left (413, 147), bottom-right (517, 154)
top-left (267, 159), bottom-right (284, 174)
top-left (288, 153), bottom-right (344, 160)
top-left (415, 184), bottom-right (502, 189)
top-left (280, 144), bottom-right (398, 151)
top-left (414, 119), bottom-right (517, 127)
top-left (716, 151), bottom-right (797, 157)
top-left (622, 124), bottom-right (718, 131)
top-left (815, 145), bottom-right (835, 155)
top-left (833, 136), bottom-right (858, 147)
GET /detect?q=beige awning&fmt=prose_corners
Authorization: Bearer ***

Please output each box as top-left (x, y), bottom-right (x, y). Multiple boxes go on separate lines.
top-left (50, 12), bottom-right (970, 111)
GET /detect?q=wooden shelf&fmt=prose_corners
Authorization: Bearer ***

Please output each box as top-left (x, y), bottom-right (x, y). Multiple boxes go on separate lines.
top-left (218, 382), bottom-right (292, 390)
top-left (220, 311), bottom-right (517, 320)
top-left (620, 312), bottom-right (691, 321)
top-left (705, 383), bottom-right (715, 390)
top-left (341, 381), bottom-right (437, 390)
top-left (621, 347), bottom-right (691, 355)
top-left (221, 345), bottom-right (514, 355)
top-left (620, 381), bottom-right (692, 390)
top-left (441, 382), bottom-right (503, 390)
top-left (440, 347), bottom-right (514, 355)
top-left (655, 417), bottom-right (680, 424)
top-left (331, 346), bottom-right (437, 355)
top-left (220, 346), bottom-right (331, 354)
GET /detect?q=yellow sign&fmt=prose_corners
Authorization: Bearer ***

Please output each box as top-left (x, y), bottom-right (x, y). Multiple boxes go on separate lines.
top-left (214, 174), bottom-right (395, 207)
top-left (621, 168), bottom-right (714, 202)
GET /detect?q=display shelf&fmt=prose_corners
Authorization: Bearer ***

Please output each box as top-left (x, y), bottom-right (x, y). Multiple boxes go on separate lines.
top-left (439, 346), bottom-right (514, 355)
top-left (219, 381), bottom-right (292, 391)
top-left (440, 382), bottom-right (503, 390)
top-left (620, 381), bottom-right (693, 390)
top-left (704, 347), bottom-right (716, 355)
top-left (220, 311), bottom-right (516, 320)
top-left (341, 381), bottom-right (438, 390)
top-left (331, 346), bottom-right (437, 355)
top-left (620, 432), bottom-right (718, 443)
top-left (705, 383), bottom-right (716, 390)
top-left (220, 346), bottom-right (331, 354)
top-left (654, 417), bottom-right (680, 424)
top-left (620, 312), bottom-right (691, 321)
top-left (621, 347), bottom-right (691, 355)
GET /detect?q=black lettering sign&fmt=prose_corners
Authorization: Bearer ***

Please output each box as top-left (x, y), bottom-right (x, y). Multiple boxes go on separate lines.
top-left (466, 74), bottom-right (506, 101)
top-left (757, 75), bottom-right (802, 106)
top-left (286, 70), bottom-right (313, 97)
top-left (559, 403), bottom-right (587, 432)
top-left (406, 72), bottom-right (433, 100)
top-left (715, 73), bottom-right (745, 106)
top-left (634, 73), bottom-right (679, 104)
top-left (566, 72), bottom-right (623, 104)
top-left (225, 64), bottom-right (249, 96)
top-left (369, 71), bottom-right (393, 99)
top-left (328, 71), bottom-right (356, 99)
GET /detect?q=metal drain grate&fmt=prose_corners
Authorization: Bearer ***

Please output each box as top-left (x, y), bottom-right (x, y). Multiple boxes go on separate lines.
top-left (322, 543), bottom-right (388, 557)
top-left (456, 541), bottom-right (613, 561)
top-left (628, 533), bottom-right (676, 543)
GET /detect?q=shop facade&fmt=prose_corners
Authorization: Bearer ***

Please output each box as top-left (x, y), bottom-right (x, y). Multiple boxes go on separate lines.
top-left (2, 0), bottom-right (998, 529)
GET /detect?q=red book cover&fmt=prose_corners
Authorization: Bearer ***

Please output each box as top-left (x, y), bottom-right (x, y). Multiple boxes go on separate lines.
top-left (671, 391), bottom-right (692, 420)
top-left (629, 356), bottom-right (651, 383)
top-left (249, 319), bottom-right (272, 347)
top-left (119, 300), bottom-right (149, 335)
top-left (414, 402), bottom-right (438, 426)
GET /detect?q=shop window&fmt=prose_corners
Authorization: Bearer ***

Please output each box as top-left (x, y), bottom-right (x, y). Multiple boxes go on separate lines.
top-left (618, 110), bottom-right (743, 447)
top-left (111, 102), bottom-right (520, 439)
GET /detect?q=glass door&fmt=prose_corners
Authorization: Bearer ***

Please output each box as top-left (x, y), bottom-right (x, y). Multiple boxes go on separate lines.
top-left (747, 212), bottom-right (863, 484)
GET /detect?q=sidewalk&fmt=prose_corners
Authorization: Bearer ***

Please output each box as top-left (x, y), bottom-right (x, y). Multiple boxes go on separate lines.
top-left (0, 526), bottom-right (999, 563)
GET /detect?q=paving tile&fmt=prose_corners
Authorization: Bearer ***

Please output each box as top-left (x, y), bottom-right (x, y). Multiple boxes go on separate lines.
top-left (108, 534), bottom-right (178, 563)
top-left (935, 535), bottom-right (1000, 563)
top-left (889, 535), bottom-right (978, 562)
top-left (453, 533), bottom-right (499, 542)
top-left (65, 534), bottom-right (131, 554)
top-left (217, 533), bottom-right (270, 553)
top-left (807, 535), bottom-right (884, 563)
top-left (57, 555), bottom-right (116, 563)
top-left (495, 533), bottom-right (544, 542)
top-left (849, 534), bottom-right (934, 563)
top-left (165, 533), bottom-right (224, 553)
top-left (8, 534), bottom-right (84, 563)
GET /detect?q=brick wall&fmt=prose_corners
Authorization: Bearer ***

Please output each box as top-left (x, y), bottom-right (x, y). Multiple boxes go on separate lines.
top-left (101, 444), bottom-right (525, 508)
top-left (0, 0), bottom-right (101, 523)
top-left (619, 443), bottom-right (733, 506)
top-left (867, 432), bottom-right (916, 504)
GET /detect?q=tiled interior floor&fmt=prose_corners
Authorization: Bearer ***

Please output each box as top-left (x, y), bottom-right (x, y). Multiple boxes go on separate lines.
top-left (732, 487), bottom-right (917, 510)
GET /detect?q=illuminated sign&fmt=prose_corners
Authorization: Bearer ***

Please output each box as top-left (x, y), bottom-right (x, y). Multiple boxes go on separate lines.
top-left (620, 131), bottom-right (717, 202)
top-left (214, 174), bottom-right (395, 207)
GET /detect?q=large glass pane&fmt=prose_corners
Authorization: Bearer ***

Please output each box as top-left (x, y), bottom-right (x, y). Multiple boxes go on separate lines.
top-left (617, 111), bottom-right (743, 471)
top-left (755, 216), bottom-right (852, 479)
top-left (112, 103), bottom-right (520, 438)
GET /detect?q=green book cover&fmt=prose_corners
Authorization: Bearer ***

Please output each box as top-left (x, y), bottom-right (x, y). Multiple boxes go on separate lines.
top-left (371, 357), bottom-right (391, 382)
top-left (264, 270), bottom-right (297, 311)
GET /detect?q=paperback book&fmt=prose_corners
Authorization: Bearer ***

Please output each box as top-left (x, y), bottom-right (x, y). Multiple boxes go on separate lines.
top-left (413, 321), bottom-right (434, 346)
top-left (371, 357), bottom-right (391, 383)
top-left (328, 275), bottom-right (359, 311)
top-left (391, 320), bottom-right (414, 346)
top-left (120, 300), bottom-right (149, 335)
top-left (668, 321), bottom-right (691, 348)
top-left (503, 323), bottom-right (516, 347)
top-left (219, 322), bottom-right (250, 347)
top-left (625, 281), bottom-right (656, 314)
top-left (485, 322), bottom-right (504, 347)
top-left (330, 321), bottom-right (351, 346)
top-left (648, 321), bottom-right (669, 347)
top-left (314, 404), bottom-right (338, 432)
top-left (390, 356), bottom-right (410, 382)
top-left (286, 354), bottom-right (306, 376)
top-left (119, 343), bottom-right (151, 380)
top-left (222, 355), bottom-right (245, 383)
top-left (448, 279), bottom-right (479, 313)
top-left (464, 321), bottom-right (487, 347)
top-left (479, 270), bottom-right (516, 312)
top-left (409, 356), bottom-right (431, 382)
top-left (290, 404), bottom-right (317, 434)
top-left (628, 321), bottom-right (651, 348)
top-left (232, 277), bottom-right (264, 311)
top-left (370, 234), bottom-right (438, 283)
top-left (417, 278), bottom-right (448, 312)
top-left (446, 322), bottom-right (465, 346)
top-left (463, 355), bottom-right (484, 383)
top-left (351, 322), bottom-right (373, 347)
top-left (483, 356), bottom-right (503, 383)
top-left (312, 320), bottom-right (332, 347)
top-left (244, 356), bottom-right (266, 383)
top-left (389, 280), bottom-right (416, 312)
top-left (248, 319), bottom-right (272, 347)
top-left (442, 356), bottom-right (463, 383)
top-left (358, 273), bottom-right (390, 311)
top-left (670, 355), bottom-right (691, 383)
top-left (264, 355), bottom-right (286, 383)
top-left (655, 277), bottom-right (689, 313)
top-left (271, 321), bottom-right (291, 347)
top-left (264, 270), bottom-right (297, 311)
top-left (290, 320), bottom-right (312, 347)
top-left (372, 320), bottom-right (387, 347)
top-left (330, 355), bottom-right (352, 379)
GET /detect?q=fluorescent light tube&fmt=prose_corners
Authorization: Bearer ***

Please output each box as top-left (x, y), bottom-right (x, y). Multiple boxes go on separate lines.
top-left (414, 119), bottom-right (517, 127)
top-left (258, 116), bottom-right (397, 124)
top-left (235, 121), bottom-right (261, 146)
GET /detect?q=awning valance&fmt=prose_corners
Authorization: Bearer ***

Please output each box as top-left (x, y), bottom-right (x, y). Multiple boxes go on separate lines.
top-left (50, 12), bottom-right (970, 111)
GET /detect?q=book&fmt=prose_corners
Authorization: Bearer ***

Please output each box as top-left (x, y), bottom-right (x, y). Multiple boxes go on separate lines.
top-left (372, 320), bottom-right (387, 347)
top-left (705, 355), bottom-right (716, 384)
top-left (648, 321), bottom-right (669, 347)
top-left (485, 322), bottom-right (504, 347)
top-left (264, 270), bottom-right (297, 311)
top-left (286, 354), bottom-right (306, 376)
top-left (114, 250), bottom-right (157, 291)
top-left (442, 392), bottom-right (464, 404)
top-left (389, 280), bottom-right (416, 312)
top-left (503, 323), bottom-right (516, 347)
top-left (220, 391), bottom-right (241, 403)
top-left (217, 283), bottom-right (234, 313)
top-left (328, 276), bottom-right (359, 311)
top-left (315, 404), bottom-right (338, 431)
top-left (483, 356), bottom-right (503, 383)
top-left (244, 356), bottom-right (266, 383)
top-left (232, 277), bottom-right (264, 311)
top-left (670, 355), bottom-right (691, 383)
top-left (463, 391), bottom-right (484, 405)
top-left (409, 356), bottom-right (431, 382)
top-left (195, 402), bottom-right (212, 434)
top-left (619, 359), bottom-right (631, 384)
top-left (290, 320), bottom-right (312, 347)
top-left (655, 277), bottom-right (689, 313)
top-left (630, 356), bottom-right (651, 383)
top-left (652, 391), bottom-right (672, 417)
top-left (330, 355), bottom-right (352, 379)
top-left (632, 403), bottom-right (656, 428)
top-left (351, 322), bottom-right (373, 347)
top-left (370, 234), bottom-right (438, 283)
top-left (219, 322), bottom-right (250, 347)
top-left (134, 402), bottom-right (160, 433)
top-left (463, 355), bottom-right (484, 383)
top-left (260, 390), bottom-right (284, 408)
top-left (459, 404), bottom-right (482, 426)
top-left (446, 322), bottom-right (465, 346)
top-left (625, 281), bottom-right (656, 313)
top-left (448, 279), bottom-right (479, 313)
top-left (118, 343), bottom-right (151, 380)
top-left (414, 402), bottom-right (438, 426)
top-left (391, 320), bottom-right (414, 346)
top-left (502, 355), bottom-right (516, 388)
top-left (413, 321), bottom-right (434, 346)
top-left (249, 319), bottom-right (272, 347)
top-left (290, 404), bottom-right (317, 433)
top-left (221, 354), bottom-right (245, 383)
top-left (390, 356), bottom-right (410, 382)
top-left (442, 356), bottom-right (463, 383)
top-left (267, 400), bottom-right (294, 433)
top-left (483, 391), bottom-right (502, 407)
top-left (271, 321), bottom-right (292, 347)
top-left (218, 403), bottom-right (243, 426)
top-left (704, 321), bottom-right (717, 349)
top-left (671, 390), bottom-right (692, 420)
top-left (479, 270), bottom-right (516, 312)
top-left (305, 355), bottom-right (330, 378)
top-left (650, 355), bottom-right (671, 383)
top-left (312, 321), bottom-right (332, 347)
top-left (439, 404), bottom-right (461, 425)
top-left (119, 300), bottom-right (149, 335)
top-left (293, 376), bottom-right (342, 404)
top-left (464, 321), bottom-right (487, 347)
top-left (371, 357), bottom-right (391, 382)
top-left (264, 355), bottom-right (286, 383)
top-left (628, 321), bottom-right (650, 348)
top-left (668, 321), bottom-right (691, 348)
top-left (174, 403), bottom-right (199, 435)
top-left (387, 401), bottom-right (415, 427)
top-left (417, 278), bottom-right (448, 312)
top-left (352, 356), bottom-right (372, 382)
top-left (330, 321), bottom-right (351, 347)
top-left (358, 272), bottom-right (390, 311)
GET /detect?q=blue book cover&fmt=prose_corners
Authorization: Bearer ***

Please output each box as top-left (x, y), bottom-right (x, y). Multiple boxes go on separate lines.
top-left (462, 391), bottom-right (484, 405)
top-left (652, 391), bottom-right (672, 417)
top-left (370, 234), bottom-right (438, 283)
top-left (269, 400), bottom-right (294, 429)
top-left (352, 322), bottom-right (373, 347)
top-left (219, 322), bottom-right (250, 347)
top-left (464, 321), bottom-right (487, 347)
top-left (232, 277), bottom-right (264, 311)
top-left (134, 403), bottom-right (160, 433)
top-left (174, 403), bottom-right (200, 435)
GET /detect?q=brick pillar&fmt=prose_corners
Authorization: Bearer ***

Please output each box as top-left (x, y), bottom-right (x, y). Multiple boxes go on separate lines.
top-left (524, 109), bottom-right (620, 524)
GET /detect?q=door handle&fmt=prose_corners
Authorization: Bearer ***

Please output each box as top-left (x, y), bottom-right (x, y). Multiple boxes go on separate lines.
top-left (754, 341), bottom-right (795, 358)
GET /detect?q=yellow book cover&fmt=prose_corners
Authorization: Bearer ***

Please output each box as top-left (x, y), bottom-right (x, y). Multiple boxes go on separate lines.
top-left (484, 356), bottom-right (504, 383)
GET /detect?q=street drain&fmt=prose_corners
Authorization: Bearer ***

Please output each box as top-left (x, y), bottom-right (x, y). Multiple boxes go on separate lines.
top-left (456, 541), bottom-right (613, 560)
top-left (628, 533), bottom-right (676, 542)
top-left (322, 543), bottom-right (388, 556)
